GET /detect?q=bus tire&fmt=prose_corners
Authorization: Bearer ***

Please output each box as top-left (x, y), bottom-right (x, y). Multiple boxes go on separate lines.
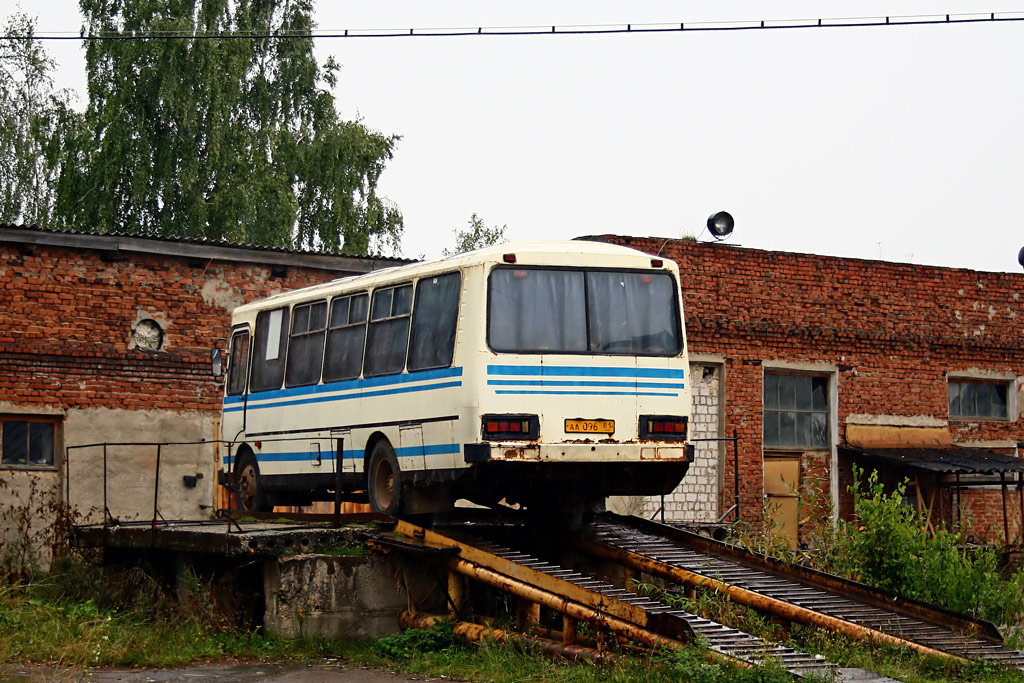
top-left (368, 440), bottom-right (402, 516)
top-left (235, 452), bottom-right (269, 512)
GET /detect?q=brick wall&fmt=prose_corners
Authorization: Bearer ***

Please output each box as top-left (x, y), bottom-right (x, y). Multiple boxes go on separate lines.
top-left (590, 235), bottom-right (1024, 543)
top-left (0, 236), bottom-right (384, 528)
top-left (0, 244), bottom-right (353, 415)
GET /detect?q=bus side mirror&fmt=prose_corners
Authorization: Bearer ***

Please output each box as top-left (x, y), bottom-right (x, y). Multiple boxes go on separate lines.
top-left (211, 347), bottom-right (224, 380)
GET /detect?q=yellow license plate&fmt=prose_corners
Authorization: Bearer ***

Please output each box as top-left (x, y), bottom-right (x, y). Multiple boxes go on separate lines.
top-left (565, 419), bottom-right (615, 435)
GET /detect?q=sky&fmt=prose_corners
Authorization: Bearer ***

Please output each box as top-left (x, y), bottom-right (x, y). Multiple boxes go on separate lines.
top-left (20, 1), bottom-right (1024, 272)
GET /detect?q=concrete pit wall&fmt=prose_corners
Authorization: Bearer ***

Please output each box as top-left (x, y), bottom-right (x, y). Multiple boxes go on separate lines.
top-left (264, 553), bottom-right (441, 640)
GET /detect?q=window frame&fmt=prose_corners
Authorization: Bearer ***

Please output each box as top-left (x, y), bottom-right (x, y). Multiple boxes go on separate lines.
top-left (485, 265), bottom-right (683, 357)
top-left (226, 327), bottom-right (251, 397)
top-left (284, 299), bottom-right (328, 388)
top-left (763, 372), bottom-right (831, 451)
top-left (408, 271), bottom-right (462, 372)
top-left (363, 282), bottom-right (414, 378)
top-left (250, 306), bottom-right (291, 393)
top-left (948, 377), bottom-right (1013, 422)
top-left (323, 291), bottom-right (370, 383)
top-left (0, 415), bottom-right (60, 470)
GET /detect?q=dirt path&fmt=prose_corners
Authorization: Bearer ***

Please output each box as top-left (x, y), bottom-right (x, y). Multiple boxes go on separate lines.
top-left (1, 662), bottom-right (449, 682)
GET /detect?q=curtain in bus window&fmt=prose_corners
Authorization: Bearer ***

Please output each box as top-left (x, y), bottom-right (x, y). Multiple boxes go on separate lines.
top-left (227, 331), bottom-right (250, 396)
top-left (409, 272), bottom-right (461, 371)
top-left (324, 294), bottom-right (368, 382)
top-left (585, 271), bottom-right (680, 355)
top-left (285, 301), bottom-right (327, 387)
top-left (365, 285), bottom-right (412, 376)
top-left (251, 307), bottom-right (290, 392)
top-left (489, 269), bottom-right (586, 352)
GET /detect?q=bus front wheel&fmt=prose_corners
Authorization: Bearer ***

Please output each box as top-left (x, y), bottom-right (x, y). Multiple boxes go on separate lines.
top-left (235, 452), bottom-right (268, 512)
top-left (368, 441), bottom-right (402, 516)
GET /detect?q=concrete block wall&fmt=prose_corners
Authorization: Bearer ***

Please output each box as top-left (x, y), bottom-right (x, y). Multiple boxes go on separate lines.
top-left (644, 362), bottom-right (722, 522)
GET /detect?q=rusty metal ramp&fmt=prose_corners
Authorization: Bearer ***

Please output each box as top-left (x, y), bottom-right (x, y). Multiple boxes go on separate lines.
top-left (579, 513), bottom-right (1024, 669)
top-left (390, 520), bottom-right (836, 678)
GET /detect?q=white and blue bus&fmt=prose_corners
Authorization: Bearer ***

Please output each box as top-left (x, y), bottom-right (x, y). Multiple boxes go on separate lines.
top-left (219, 241), bottom-right (693, 516)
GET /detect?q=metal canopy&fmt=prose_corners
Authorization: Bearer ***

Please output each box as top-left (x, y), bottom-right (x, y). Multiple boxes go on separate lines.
top-left (839, 445), bottom-right (1024, 475)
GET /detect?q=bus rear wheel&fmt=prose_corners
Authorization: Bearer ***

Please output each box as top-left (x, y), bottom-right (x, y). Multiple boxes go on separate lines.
top-left (368, 441), bottom-right (402, 516)
top-left (235, 452), bottom-right (268, 512)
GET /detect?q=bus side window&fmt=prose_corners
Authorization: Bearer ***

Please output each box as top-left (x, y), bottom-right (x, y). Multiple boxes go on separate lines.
top-left (285, 300), bottom-right (327, 387)
top-left (408, 272), bottom-right (461, 371)
top-left (364, 284), bottom-right (412, 377)
top-left (226, 330), bottom-right (250, 396)
top-left (250, 307), bottom-right (291, 392)
top-left (323, 293), bottom-right (368, 382)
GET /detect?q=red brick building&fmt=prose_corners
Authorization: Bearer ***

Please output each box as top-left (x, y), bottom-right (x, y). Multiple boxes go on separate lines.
top-left (592, 235), bottom-right (1024, 546)
top-left (2, 225), bottom-right (1022, 564)
top-left (0, 225), bottom-right (404, 566)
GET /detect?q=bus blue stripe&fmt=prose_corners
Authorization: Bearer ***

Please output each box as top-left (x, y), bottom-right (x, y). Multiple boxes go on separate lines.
top-left (494, 389), bottom-right (679, 397)
top-left (487, 365), bottom-right (684, 379)
top-left (223, 380), bottom-right (462, 413)
top-left (223, 366), bottom-right (463, 407)
top-left (487, 379), bottom-right (686, 389)
top-left (222, 443), bottom-right (460, 466)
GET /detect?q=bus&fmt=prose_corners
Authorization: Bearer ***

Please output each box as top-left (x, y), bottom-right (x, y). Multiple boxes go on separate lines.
top-left (218, 240), bottom-right (694, 516)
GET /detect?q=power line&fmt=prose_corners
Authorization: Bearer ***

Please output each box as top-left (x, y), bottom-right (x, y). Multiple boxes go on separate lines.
top-left (8, 11), bottom-right (1024, 41)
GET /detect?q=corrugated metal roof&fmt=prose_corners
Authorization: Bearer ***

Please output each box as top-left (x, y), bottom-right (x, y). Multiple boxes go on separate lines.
top-left (840, 445), bottom-right (1024, 474)
top-left (0, 223), bottom-right (409, 263)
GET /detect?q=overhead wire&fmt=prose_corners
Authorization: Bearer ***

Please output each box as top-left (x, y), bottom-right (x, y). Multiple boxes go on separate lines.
top-left (6, 10), bottom-right (1024, 41)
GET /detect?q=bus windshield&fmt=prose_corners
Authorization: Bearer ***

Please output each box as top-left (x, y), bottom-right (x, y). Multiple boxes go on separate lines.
top-left (488, 267), bottom-right (682, 355)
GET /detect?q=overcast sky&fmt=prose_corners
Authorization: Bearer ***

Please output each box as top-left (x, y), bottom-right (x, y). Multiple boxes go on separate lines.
top-left (22, 1), bottom-right (1024, 272)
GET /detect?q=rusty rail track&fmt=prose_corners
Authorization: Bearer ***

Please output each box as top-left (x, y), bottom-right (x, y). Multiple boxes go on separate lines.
top-left (389, 520), bottom-right (836, 677)
top-left (576, 513), bottom-right (1024, 669)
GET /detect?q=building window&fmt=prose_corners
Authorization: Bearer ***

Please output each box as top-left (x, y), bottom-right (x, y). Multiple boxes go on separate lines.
top-left (764, 374), bottom-right (829, 449)
top-left (0, 417), bottom-right (57, 467)
top-left (949, 380), bottom-right (1009, 420)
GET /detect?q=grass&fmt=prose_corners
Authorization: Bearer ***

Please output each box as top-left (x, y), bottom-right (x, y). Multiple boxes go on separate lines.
top-left (2, 557), bottom-right (1023, 682)
top-left (631, 580), bottom-right (1024, 683)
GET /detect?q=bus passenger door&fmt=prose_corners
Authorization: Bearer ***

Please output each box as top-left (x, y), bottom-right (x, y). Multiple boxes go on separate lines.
top-left (331, 430), bottom-right (352, 473)
top-left (399, 424), bottom-right (426, 471)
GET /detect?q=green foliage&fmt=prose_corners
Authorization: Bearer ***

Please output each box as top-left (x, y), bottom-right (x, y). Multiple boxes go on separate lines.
top-left (822, 467), bottom-right (1024, 625)
top-left (373, 620), bottom-right (462, 660)
top-left (1, 3), bottom-right (402, 254)
top-left (0, 12), bottom-right (84, 226)
top-left (443, 212), bottom-right (508, 256)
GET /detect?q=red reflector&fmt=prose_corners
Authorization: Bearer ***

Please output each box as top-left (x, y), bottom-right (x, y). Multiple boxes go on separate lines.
top-left (674, 423), bottom-right (685, 433)
top-left (254, 441), bottom-right (262, 449)
top-left (509, 421), bottom-right (521, 432)
top-left (503, 253), bottom-right (517, 263)
top-left (498, 422), bottom-right (509, 432)
top-left (651, 259), bottom-right (663, 267)
top-left (652, 422), bottom-right (664, 433)
top-left (486, 422), bottom-right (499, 432)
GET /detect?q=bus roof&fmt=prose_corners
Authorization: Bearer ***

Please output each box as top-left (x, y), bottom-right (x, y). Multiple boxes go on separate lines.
top-left (233, 239), bottom-right (670, 316)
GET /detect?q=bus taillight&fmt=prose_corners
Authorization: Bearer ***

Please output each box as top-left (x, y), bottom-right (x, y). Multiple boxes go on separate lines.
top-left (639, 415), bottom-right (688, 440)
top-left (482, 414), bottom-right (539, 440)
